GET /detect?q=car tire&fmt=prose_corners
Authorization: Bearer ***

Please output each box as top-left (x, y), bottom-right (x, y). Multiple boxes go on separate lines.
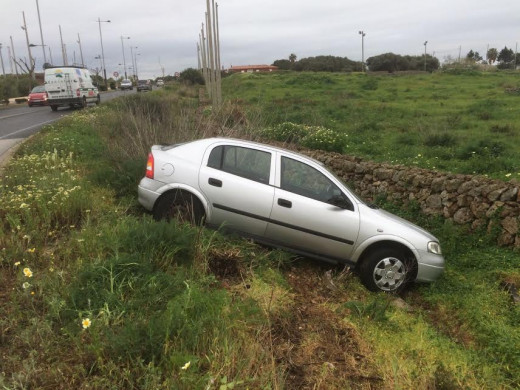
top-left (96, 95), bottom-right (100, 105)
top-left (81, 96), bottom-right (87, 109)
top-left (50, 105), bottom-right (58, 111)
top-left (153, 190), bottom-right (205, 225)
top-left (359, 247), bottom-right (415, 293)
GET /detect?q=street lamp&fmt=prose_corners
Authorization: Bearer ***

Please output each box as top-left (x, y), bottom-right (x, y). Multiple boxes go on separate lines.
top-left (120, 36), bottom-right (130, 79)
top-left (29, 43), bottom-right (47, 68)
top-left (97, 17), bottom-right (111, 89)
top-left (424, 41), bottom-right (428, 72)
top-left (358, 30), bottom-right (366, 72)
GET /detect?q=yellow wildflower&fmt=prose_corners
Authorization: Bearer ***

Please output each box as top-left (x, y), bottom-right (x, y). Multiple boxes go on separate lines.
top-left (181, 361), bottom-right (191, 370)
top-left (82, 318), bottom-right (92, 329)
top-left (23, 268), bottom-right (33, 278)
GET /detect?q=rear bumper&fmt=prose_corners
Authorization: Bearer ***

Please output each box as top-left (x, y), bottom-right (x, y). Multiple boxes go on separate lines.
top-left (138, 177), bottom-right (163, 211)
top-left (48, 96), bottom-right (98, 106)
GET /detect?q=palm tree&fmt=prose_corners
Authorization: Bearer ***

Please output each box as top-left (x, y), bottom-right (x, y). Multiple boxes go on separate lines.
top-left (289, 53), bottom-right (297, 63)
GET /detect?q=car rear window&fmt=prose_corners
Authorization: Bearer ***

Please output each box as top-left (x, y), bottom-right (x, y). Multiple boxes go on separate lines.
top-left (208, 145), bottom-right (271, 184)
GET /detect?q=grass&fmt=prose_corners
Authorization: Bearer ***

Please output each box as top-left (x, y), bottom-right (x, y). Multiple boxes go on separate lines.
top-left (223, 70), bottom-right (520, 180)
top-left (0, 75), bottom-right (519, 389)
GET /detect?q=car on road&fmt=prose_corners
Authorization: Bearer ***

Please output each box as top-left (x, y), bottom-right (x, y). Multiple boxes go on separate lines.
top-left (156, 79), bottom-right (165, 87)
top-left (27, 85), bottom-right (49, 107)
top-left (138, 138), bottom-right (445, 292)
top-left (120, 79), bottom-right (133, 90)
top-left (137, 79), bottom-right (153, 92)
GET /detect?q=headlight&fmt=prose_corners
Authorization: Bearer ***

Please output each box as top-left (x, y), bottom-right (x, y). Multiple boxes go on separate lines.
top-left (427, 241), bottom-right (442, 255)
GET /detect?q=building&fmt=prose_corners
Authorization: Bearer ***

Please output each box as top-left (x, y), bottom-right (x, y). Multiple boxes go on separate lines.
top-left (228, 65), bottom-right (278, 73)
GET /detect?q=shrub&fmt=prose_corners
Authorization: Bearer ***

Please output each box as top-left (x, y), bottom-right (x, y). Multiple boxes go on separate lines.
top-left (260, 122), bottom-right (310, 142)
top-left (260, 122), bottom-right (347, 153)
top-left (301, 127), bottom-right (347, 152)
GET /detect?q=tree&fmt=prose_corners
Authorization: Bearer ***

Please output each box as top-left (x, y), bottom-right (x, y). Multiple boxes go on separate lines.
top-left (179, 68), bottom-right (204, 85)
top-left (272, 59), bottom-right (292, 70)
top-left (466, 50), bottom-right (483, 62)
top-left (366, 53), bottom-right (439, 72)
top-left (498, 47), bottom-right (515, 66)
top-left (487, 48), bottom-right (498, 64)
top-left (289, 53), bottom-right (297, 63)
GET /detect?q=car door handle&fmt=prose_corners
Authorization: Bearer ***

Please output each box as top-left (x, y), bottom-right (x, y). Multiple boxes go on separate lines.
top-left (278, 198), bottom-right (292, 208)
top-left (208, 178), bottom-right (222, 187)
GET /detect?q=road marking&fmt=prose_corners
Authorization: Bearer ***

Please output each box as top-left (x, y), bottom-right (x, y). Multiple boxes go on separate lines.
top-left (0, 109), bottom-right (44, 121)
top-left (0, 119), bottom-right (58, 140)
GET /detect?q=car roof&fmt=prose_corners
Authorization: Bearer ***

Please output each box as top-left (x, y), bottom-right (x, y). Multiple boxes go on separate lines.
top-left (175, 137), bottom-right (324, 166)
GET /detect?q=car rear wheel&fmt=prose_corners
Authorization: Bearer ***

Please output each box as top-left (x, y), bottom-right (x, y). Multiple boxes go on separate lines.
top-left (81, 96), bottom-right (87, 109)
top-left (359, 248), bottom-right (415, 292)
top-left (50, 105), bottom-right (58, 111)
top-left (96, 95), bottom-right (100, 105)
top-left (153, 190), bottom-right (205, 225)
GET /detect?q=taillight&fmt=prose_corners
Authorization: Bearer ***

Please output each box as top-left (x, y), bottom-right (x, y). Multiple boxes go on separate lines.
top-left (145, 153), bottom-right (154, 179)
top-left (76, 89), bottom-right (80, 97)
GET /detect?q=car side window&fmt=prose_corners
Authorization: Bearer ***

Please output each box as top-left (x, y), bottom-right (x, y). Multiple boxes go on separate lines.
top-left (281, 157), bottom-right (348, 206)
top-left (208, 145), bottom-right (271, 184)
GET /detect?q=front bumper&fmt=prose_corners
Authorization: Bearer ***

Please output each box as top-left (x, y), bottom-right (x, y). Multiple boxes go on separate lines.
top-left (416, 250), bottom-right (445, 282)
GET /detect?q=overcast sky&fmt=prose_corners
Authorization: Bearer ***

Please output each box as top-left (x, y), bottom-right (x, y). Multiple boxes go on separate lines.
top-left (1, 0), bottom-right (519, 79)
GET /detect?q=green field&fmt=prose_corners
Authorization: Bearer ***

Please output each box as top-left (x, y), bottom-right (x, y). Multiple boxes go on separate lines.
top-left (0, 74), bottom-right (519, 389)
top-left (224, 70), bottom-right (520, 179)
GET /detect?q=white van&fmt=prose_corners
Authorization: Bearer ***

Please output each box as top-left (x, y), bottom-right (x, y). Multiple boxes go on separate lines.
top-left (44, 66), bottom-right (100, 111)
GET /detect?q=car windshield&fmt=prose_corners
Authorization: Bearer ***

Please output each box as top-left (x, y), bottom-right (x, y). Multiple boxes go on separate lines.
top-left (31, 86), bottom-right (45, 93)
top-left (138, 80), bottom-right (147, 84)
top-left (122, 79), bottom-right (131, 83)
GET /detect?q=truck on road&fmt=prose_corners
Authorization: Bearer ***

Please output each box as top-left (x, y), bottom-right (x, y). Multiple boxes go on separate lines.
top-left (44, 66), bottom-right (100, 111)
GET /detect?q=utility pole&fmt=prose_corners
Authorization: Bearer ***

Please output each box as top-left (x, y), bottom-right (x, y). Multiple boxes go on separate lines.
top-left (458, 45), bottom-right (461, 63)
top-left (7, 46), bottom-right (14, 74)
top-left (48, 46), bottom-right (53, 65)
top-left (205, 10), bottom-right (216, 102)
top-left (423, 41), bottom-right (428, 72)
top-left (213, 1), bottom-right (222, 106)
top-left (515, 42), bottom-right (518, 70)
top-left (22, 11), bottom-right (35, 79)
top-left (197, 42), bottom-right (201, 70)
top-left (10, 36), bottom-right (19, 76)
top-left (358, 30), bottom-right (366, 72)
top-left (77, 33), bottom-right (84, 67)
top-left (35, 0), bottom-right (47, 65)
top-left (0, 44), bottom-right (6, 77)
top-left (59, 25), bottom-right (67, 65)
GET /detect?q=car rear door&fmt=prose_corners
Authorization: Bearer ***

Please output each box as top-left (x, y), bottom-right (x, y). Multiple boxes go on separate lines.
top-left (199, 143), bottom-right (276, 237)
top-left (264, 153), bottom-right (360, 262)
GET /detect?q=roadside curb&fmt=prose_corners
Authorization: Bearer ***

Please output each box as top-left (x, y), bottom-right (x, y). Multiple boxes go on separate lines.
top-left (0, 138), bottom-right (25, 176)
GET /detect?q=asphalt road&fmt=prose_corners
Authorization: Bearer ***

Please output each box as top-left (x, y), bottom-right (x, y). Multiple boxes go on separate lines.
top-left (0, 90), bottom-right (133, 167)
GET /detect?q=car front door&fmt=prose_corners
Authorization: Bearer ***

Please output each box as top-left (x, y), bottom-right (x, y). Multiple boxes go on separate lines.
top-left (264, 154), bottom-right (360, 262)
top-left (199, 143), bottom-right (275, 237)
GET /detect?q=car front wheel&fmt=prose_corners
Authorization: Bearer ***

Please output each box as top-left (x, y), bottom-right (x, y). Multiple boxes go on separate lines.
top-left (359, 248), bottom-right (414, 292)
top-left (153, 190), bottom-right (205, 225)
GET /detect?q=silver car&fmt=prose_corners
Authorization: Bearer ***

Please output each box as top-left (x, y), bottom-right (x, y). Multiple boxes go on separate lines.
top-left (138, 138), bottom-right (444, 292)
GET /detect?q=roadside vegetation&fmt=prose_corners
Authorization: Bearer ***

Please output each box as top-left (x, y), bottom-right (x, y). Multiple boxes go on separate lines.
top-left (0, 73), bottom-right (519, 389)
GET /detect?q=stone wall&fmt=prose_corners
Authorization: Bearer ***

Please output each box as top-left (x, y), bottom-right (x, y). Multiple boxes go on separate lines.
top-left (287, 145), bottom-right (520, 248)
